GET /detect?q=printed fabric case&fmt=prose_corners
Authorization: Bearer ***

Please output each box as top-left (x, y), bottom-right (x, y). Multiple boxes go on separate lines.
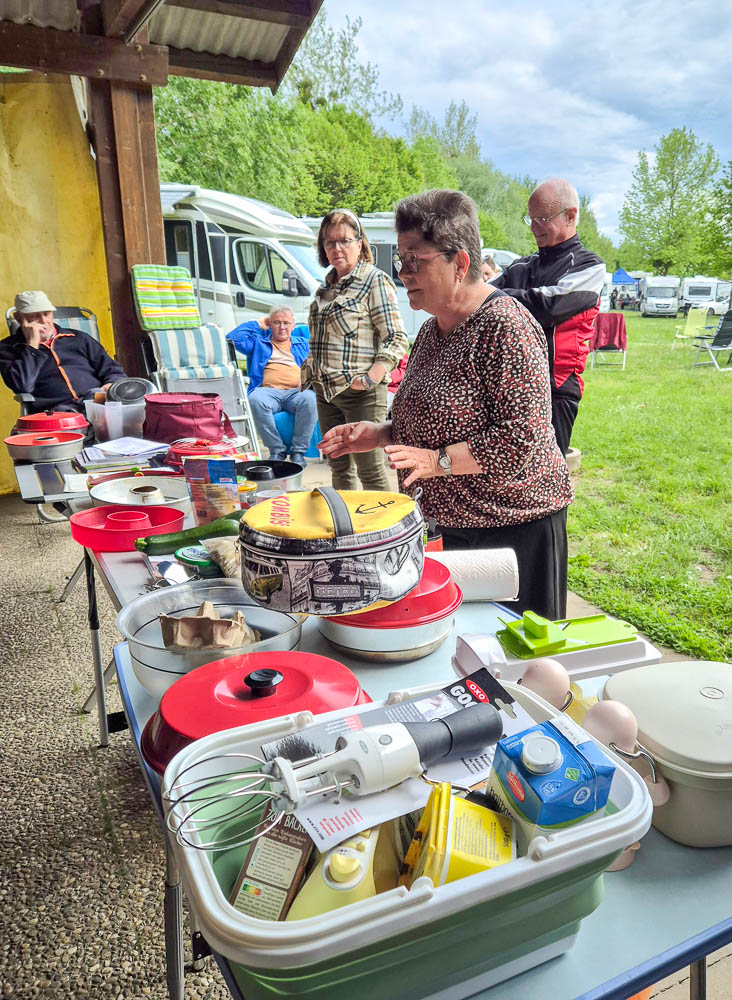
top-left (239, 486), bottom-right (424, 616)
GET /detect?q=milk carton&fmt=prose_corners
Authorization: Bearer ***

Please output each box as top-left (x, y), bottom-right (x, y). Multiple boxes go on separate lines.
top-left (489, 715), bottom-right (615, 838)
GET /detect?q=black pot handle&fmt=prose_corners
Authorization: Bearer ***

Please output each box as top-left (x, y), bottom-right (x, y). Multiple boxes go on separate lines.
top-left (312, 486), bottom-right (354, 537)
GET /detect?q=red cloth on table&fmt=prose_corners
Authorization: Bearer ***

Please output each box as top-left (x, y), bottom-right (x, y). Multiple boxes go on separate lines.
top-left (591, 313), bottom-right (627, 351)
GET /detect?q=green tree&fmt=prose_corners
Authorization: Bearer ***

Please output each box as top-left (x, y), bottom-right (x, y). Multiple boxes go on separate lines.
top-left (699, 161), bottom-right (732, 278)
top-left (282, 11), bottom-right (402, 120)
top-left (406, 101), bottom-right (480, 161)
top-left (577, 196), bottom-right (615, 267)
top-left (619, 127), bottom-right (719, 275)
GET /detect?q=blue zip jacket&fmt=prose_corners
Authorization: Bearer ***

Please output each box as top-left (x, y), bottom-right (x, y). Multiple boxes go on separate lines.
top-left (226, 320), bottom-right (310, 395)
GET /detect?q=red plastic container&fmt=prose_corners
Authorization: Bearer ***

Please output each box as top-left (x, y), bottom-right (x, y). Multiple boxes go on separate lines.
top-left (167, 438), bottom-right (237, 470)
top-left (69, 504), bottom-right (185, 551)
top-left (15, 411), bottom-right (88, 433)
top-left (141, 650), bottom-right (371, 774)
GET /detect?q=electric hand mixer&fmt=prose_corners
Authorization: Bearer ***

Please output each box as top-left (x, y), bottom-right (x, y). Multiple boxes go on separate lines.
top-left (164, 703), bottom-right (504, 851)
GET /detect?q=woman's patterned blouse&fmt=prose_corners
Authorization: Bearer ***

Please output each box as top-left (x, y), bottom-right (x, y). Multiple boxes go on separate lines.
top-left (390, 293), bottom-right (573, 528)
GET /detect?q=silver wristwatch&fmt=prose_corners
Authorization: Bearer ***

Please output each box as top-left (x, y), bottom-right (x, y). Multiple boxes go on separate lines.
top-left (438, 446), bottom-right (452, 476)
top-left (359, 372), bottom-right (376, 389)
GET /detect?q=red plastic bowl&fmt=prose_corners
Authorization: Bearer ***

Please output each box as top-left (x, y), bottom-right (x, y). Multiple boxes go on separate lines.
top-left (327, 557), bottom-right (463, 629)
top-left (15, 411), bottom-right (88, 433)
top-left (69, 504), bottom-right (185, 551)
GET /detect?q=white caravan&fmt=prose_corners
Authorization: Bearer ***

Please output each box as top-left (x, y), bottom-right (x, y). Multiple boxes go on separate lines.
top-left (639, 275), bottom-right (681, 317)
top-left (680, 276), bottom-right (727, 315)
top-left (599, 272), bottom-right (612, 313)
top-left (161, 184), bottom-right (327, 332)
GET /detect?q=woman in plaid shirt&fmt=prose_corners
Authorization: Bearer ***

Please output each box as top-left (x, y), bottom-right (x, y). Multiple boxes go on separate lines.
top-left (304, 209), bottom-right (408, 491)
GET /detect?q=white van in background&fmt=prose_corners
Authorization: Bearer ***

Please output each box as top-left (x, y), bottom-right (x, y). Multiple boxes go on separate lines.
top-left (599, 272), bottom-right (612, 312)
top-left (698, 280), bottom-right (731, 317)
top-left (161, 184), bottom-right (327, 331)
top-left (680, 276), bottom-right (724, 315)
top-left (639, 275), bottom-right (680, 316)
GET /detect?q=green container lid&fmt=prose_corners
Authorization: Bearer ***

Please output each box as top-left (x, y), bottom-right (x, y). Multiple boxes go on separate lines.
top-left (174, 545), bottom-right (221, 577)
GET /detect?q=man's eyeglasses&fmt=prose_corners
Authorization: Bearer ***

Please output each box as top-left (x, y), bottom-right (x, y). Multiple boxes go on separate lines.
top-left (392, 250), bottom-right (452, 274)
top-left (324, 237), bottom-right (361, 251)
top-left (523, 209), bottom-right (569, 227)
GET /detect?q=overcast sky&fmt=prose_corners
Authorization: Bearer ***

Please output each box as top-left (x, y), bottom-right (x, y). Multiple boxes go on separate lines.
top-left (327, 0), bottom-right (730, 244)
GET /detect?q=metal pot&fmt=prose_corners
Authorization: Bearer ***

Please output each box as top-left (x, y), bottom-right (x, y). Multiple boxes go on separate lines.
top-left (89, 474), bottom-right (192, 514)
top-left (15, 411), bottom-right (88, 434)
top-left (4, 431), bottom-right (85, 462)
top-left (236, 459), bottom-right (303, 495)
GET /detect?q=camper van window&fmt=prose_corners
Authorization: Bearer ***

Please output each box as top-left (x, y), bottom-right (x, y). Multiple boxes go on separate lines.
top-left (164, 221), bottom-right (195, 275)
top-left (209, 232), bottom-right (228, 283)
top-left (268, 250), bottom-right (289, 293)
top-left (372, 242), bottom-right (403, 286)
top-left (282, 242), bottom-right (328, 282)
top-left (195, 223), bottom-right (212, 280)
top-left (689, 285), bottom-right (712, 297)
top-left (237, 242), bottom-right (272, 292)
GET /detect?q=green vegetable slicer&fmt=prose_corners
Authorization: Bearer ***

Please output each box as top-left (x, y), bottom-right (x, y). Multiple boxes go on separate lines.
top-left (496, 611), bottom-right (638, 660)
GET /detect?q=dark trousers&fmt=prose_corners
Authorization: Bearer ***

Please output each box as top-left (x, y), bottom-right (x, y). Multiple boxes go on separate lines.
top-left (440, 507), bottom-right (568, 620)
top-left (551, 395), bottom-right (579, 456)
top-left (315, 383), bottom-right (391, 491)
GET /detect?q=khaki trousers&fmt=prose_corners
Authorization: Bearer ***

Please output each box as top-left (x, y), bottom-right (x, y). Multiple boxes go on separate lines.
top-left (315, 383), bottom-right (390, 491)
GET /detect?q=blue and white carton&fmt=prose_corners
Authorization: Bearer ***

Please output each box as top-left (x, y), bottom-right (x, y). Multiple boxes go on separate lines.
top-left (489, 715), bottom-right (616, 836)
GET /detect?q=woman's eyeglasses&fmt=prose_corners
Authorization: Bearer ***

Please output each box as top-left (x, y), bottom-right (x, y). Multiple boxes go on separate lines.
top-left (324, 237), bottom-right (361, 251)
top-left (392, 250), bottom-right (452, 274)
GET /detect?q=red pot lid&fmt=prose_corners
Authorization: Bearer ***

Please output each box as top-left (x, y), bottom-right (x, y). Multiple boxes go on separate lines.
top-left (141, 650), bottom-right (371, 774)
top-left (16, 411), bottom-right (88, 432)
top-left (168, 439), bottom-right (237, 458)
top-left (4, 431), bottom-right (85, 447)
top-left (327, 557), bottom-right (462, 629)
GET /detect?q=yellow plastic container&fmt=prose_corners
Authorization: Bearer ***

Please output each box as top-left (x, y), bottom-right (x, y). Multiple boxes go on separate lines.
top-left (400, 784), bottom-right (515, 888)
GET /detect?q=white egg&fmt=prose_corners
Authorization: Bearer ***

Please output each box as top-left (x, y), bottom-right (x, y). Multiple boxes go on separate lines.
top-left (521, 657), bottom-right (571, 709)
top-left (583, 700), bottom-right (638, 752)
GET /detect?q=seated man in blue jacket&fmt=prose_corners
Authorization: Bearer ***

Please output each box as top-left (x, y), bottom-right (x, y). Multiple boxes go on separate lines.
top-left (0, 290), bottom-right (126, 413)
top-left (227, 306), bottom-right (317, 465)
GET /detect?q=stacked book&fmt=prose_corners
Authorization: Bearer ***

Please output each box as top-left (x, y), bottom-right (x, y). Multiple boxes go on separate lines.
top-left (76, 437), bottom-right (169, 472)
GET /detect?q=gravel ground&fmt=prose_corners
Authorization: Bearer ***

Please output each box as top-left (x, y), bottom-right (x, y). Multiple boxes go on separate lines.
top-left (0, 493), bottom-right (229, 999)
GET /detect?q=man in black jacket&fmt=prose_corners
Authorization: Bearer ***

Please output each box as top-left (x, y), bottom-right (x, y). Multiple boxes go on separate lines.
top-left (0, 291), bottom-right (126, 412)
top-left (492, 179), bottom-right (606, 454)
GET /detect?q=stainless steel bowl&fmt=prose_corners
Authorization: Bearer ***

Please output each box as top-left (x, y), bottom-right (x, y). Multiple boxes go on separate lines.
top-left (317, 614), bottom-right (456, 663)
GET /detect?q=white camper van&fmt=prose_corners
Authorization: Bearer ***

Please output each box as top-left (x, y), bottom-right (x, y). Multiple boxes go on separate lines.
top-left (639, 275), bottom-right (680, 317)
top-left (161, 184), bottom-right (327, 331)
top-left (680, 276), bottom-right (725, 315)
top-left (599, 272), bottom-right (612, 313)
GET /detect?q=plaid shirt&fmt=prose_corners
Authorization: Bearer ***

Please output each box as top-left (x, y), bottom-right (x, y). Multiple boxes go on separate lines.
top-left (304, 261), bottom-right (408, 401)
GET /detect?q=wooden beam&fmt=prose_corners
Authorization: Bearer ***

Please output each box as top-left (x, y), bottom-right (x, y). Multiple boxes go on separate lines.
top-left (274, 0), bottom-right (323, 89)
top-left (102, 0), bottom-right (166, 39)
top-left (164, 0), bottom-right (314, 29)
top-left (0, 21), bottom-right (168, 86)
top-left (167, 47), bottom-right (278, 88)
top-left (88, 78), bottom-right (165, 376)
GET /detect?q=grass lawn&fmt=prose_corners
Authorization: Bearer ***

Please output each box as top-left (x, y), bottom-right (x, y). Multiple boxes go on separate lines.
top-left (568, 311), bottom-right (732, 661)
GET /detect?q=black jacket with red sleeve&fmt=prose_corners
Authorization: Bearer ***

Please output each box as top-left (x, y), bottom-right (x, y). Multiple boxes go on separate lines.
top-left (491, 235), bottom-right (605, 401)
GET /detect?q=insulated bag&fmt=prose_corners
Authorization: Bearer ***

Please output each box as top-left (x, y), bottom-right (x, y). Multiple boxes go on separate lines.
top-left (240, 486), bottom-right (424, 616)
top-left (143, 392), bottom-right (235, 444)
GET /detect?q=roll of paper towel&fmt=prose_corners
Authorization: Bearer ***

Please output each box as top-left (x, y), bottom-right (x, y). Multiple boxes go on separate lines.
top-left (428, 549), bottom-right (519, 602)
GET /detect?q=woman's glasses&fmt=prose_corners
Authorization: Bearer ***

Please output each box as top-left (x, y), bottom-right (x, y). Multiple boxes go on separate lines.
top-left (324, 237), bottom-right (361, 251)
top-left (392, 250), bottom-right (452, 274)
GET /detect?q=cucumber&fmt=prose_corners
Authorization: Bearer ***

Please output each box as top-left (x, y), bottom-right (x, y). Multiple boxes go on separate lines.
top-left (135, 508), bottom-right (247, 555)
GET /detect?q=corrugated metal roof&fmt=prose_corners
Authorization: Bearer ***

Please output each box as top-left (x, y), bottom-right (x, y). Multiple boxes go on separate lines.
top-left (0, 1), bottom-right (317, 89)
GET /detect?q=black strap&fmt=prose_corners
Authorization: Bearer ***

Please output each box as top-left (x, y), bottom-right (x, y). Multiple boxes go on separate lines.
top-left (312, 486), bottom-right (354, 537)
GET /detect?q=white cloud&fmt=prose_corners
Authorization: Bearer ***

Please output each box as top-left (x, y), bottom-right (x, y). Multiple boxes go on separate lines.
top-left (324, 0), bottom-right (731, 243)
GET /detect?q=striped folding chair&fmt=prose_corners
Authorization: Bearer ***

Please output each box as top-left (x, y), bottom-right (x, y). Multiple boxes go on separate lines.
top-left (131, 265), bottom-right (260, 455)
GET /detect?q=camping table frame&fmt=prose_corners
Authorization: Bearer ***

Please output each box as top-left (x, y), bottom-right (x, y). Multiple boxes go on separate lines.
top-left (112, 612), bottom-right (732, 1000)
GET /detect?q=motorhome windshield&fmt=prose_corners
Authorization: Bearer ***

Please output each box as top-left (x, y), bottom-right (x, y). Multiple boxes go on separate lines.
top-left (282, 242), bottom-right (328, 282)
top-left (648, 287), bottom-right (676, 298)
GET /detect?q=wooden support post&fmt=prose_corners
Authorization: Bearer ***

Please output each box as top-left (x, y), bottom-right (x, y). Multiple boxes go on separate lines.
top-left (88, 78), bottom-right (165, 375)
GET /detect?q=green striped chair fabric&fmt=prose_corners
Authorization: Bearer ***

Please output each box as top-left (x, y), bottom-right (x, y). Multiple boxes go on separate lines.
top-left (131, 264), bottom-right (201, 331)
top-left (148, 324), bottom-right (235, 380)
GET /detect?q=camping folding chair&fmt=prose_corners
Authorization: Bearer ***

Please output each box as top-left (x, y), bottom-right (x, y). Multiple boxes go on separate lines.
top-left (589, 313), bottom-right (627, 369)
top-left (130, 265), bottom-right (261, 456)
top-left (692, 311), bottom-right (732, 372)
top-left (5, 306), bottom-right (101, 415)
top-left (672, 307), bottom-right (713, 350)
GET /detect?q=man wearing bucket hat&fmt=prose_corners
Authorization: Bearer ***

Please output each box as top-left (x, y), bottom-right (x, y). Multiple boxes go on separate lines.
top-left (0, 290), bottom-right (126, 413)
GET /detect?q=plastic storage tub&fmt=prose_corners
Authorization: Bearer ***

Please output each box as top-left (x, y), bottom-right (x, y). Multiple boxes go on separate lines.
top-left (162, 681), bottom-right (652, 1000)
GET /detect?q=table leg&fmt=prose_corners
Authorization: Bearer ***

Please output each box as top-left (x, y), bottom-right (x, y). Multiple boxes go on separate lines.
top-left (690, 957), bottom-right (707, 1000)
top-left (59, 556), bottom-right (85, 603)
top-left (85, 550), bottom-right (109, 748)
top-left (82, 657), bottom-right (116, 714)
top-left (165, 839), bottom-right (185, 1000)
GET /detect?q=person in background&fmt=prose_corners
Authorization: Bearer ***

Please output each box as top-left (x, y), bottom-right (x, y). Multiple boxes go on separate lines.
top-left (320, 189), bottom-right (572, 620)
top-left (226, 305), bottom-right (317, 465)
top-left (491, 178), bottom-right (605, 455)
top-left (304, 209), bottom-right (408, 491)
top-left (481, 254), bottom-right (500, 283)
top-left (0, 290), bottom-right (126, 412)
top-left (610, 288), bottom-right (618, 310)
